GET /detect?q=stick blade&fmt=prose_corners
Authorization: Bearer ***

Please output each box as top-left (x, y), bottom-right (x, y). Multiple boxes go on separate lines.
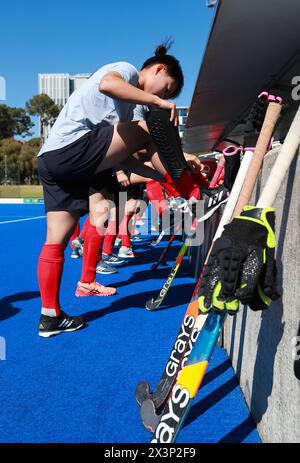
top-left (145, 298), bottom-right (159, 311)
top-left (135, 380), bottom-right (151, 407)
top-left (140, 398), bottom-right (161, 433)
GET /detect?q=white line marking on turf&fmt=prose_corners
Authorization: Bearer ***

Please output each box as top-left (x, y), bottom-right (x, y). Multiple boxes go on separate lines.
top-left (0, 216), bottom-right (46, 225)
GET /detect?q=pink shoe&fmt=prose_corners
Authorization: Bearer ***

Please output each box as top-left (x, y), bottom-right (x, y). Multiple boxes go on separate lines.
top-left (75, 281), bottom-right (116, 297)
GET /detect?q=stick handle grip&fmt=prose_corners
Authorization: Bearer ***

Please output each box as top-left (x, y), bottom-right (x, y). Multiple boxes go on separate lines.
top-left (209, 155), bottom-right (225, 188)
top-left (233, 102), bottom-right (282, 216)
top-left (257, 106), bottom-right (300, 208)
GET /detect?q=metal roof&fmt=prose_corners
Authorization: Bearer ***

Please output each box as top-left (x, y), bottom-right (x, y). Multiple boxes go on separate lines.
top-left (183, 0), bottom-right (300, 153)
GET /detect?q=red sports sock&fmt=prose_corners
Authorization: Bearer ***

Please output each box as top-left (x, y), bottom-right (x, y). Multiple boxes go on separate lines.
top-left (80, 216), bottom-right (90, 240)
top-left (103, 220), bottom-right (117, 255)
top-left (119, 212), bottom-right (134, 248)
top-left (146, 181), bottom-right (169, 216)
top-left (80, 223), bottom-right (104, 283)
top-left (70, 222), bottom-right (80, 248)
top-left (38, 244), bottom-right (65, 316)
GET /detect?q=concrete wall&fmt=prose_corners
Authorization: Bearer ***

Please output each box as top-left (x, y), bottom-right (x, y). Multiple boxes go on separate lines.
top-left (190, 146), bottom-right (300, 442)
top-left (223, 145), bottom-right (300, 443)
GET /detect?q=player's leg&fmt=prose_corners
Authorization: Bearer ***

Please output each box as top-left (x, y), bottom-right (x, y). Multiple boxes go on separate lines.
top-left (76, 188), bottom-right (117, 296)
top-left (102, 204), bottom-right (124, 265)
top-left (97, 120), bottom-right (167, 177)
top-left (118, 186), bottom-right (142, 258)
top-left (38, 210), bottom-right (85, 337)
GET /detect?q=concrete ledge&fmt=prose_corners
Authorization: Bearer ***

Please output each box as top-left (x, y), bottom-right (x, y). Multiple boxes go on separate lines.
top-left (222, 145), bottom-right (300, 443)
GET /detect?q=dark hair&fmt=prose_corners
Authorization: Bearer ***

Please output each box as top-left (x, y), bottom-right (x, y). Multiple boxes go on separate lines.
top-left (141, 38), bottom-right (184, 99)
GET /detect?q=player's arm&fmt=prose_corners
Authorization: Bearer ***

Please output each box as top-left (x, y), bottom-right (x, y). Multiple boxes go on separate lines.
top-left (99, 72), bottom-right (177, 124)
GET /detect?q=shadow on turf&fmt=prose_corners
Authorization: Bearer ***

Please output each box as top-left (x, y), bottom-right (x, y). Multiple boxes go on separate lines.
top-left (183, 376), bottom-right (238, 429)
top-left (79, 282), bottom-right (196, 322)
top-left (202, 359), bottom-right (232, 388)
top-left (109, 257), bottom-right (191, 290)
top-left (218, 414), bottom-right (258, 443)
top-left (0, 291), bottom-right (40, 321)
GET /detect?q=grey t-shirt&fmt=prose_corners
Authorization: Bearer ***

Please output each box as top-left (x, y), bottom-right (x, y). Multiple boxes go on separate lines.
top-left (38, 62), bottom-right (148, 156)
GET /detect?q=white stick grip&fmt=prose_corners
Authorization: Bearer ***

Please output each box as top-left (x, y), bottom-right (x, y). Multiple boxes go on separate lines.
top-left (257, 106), bottom-right (300, 208)
top-left (214, 150), bottom-right (253, 240)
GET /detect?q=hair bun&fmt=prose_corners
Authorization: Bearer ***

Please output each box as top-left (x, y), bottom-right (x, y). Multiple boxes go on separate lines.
top-left (155, 45), bottom-right (168, 57)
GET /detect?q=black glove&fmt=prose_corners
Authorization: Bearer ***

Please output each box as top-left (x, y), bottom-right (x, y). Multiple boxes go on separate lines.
top-left (199, 206), bottom-right (280, 314)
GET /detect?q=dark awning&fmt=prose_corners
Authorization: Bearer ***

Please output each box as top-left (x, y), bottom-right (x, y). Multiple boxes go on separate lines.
top-left (183, 0), bottom-right (300, 153)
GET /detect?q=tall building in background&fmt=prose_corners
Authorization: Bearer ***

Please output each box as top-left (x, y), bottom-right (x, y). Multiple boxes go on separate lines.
top-left (177, 106), bottom-right (189, 140)
top-left (38, 73), bottom-right (91, 140)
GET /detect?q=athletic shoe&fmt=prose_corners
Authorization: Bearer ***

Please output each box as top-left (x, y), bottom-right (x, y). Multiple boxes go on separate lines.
top-left (96, 260), bottom-right (118, 274)
top-left (118, 246), bottom-right (135, 258)
top-left (71, 247), bottom-right (82, 259)
top-left (136, 218), bottom-right (145, 226)
top-left (102, 253), bottom-right (124, 265)
top-left (75, 281), bottom-right (116, 297)
top-left (39, 310), bottom-right (85, 338)
top-left (114, 237), bottom-right (122, 247)
top-left (131, 235), bottom-right (143, 242)
top-left (72, 237), bottom-right (84, 256)
top-left (199, 185), bottom-right (229, 222)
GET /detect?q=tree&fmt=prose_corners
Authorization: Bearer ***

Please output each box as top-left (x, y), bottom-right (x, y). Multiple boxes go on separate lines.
top-left (26, 94), bottom-right (61, 140)
top-left (0, 104), bottom-right (33, 139)
top-left (0, 137), bottom-right (40, 184)
top-left (19, 142), bottom-right (39, 183)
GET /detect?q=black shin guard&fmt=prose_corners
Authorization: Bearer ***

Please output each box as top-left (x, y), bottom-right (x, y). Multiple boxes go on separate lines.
top-left (146, 109), bottom-right (190, 182)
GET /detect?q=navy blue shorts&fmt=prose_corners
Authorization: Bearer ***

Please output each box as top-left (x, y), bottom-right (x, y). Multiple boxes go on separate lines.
top-left (38, 122), bottom-right (115, 216)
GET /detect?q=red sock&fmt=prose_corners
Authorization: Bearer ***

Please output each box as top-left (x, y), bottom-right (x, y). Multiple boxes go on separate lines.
top-left (146, 181), bottom-right (169, 216)
top-left (70, 222), bottom-right (80, 248)
top-left (80, 216), bottom-right (90, 241)
top-left (80, 223), bottom-right (104, 283)
top-left (103, 220), bottom-right (117, 255)
top-left (119, 213), bottom-right (134, 248)
top-left (38, 244), bottom-right (65, 316)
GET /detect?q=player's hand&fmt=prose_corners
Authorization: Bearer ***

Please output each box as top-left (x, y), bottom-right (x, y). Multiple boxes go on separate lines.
top-left (183, 153), bottom-right (203, 172)
top-left (154, 99), bottom-right (179, 126)
top-left (116, 170), bottom-right (130, 188)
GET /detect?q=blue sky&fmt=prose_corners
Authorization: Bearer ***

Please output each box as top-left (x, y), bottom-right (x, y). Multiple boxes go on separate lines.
top-left (0, 0), bottom-right (215, 136)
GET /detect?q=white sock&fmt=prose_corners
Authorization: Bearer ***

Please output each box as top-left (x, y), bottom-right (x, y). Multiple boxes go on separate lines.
top-left (41, 307), bottom-right (59, 317)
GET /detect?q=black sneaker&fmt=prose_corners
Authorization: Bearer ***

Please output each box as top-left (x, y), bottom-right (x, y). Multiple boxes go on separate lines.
top-left (199, 185), bottom-right (229, 222)
top-left (39, 310), bottom-right (85, 338)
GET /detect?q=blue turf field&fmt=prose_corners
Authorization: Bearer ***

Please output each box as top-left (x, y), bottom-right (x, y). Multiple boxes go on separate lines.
top-left (0, 204), bottom-right (260, 443)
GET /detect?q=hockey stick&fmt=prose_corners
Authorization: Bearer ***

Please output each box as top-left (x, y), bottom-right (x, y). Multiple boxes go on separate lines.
top-left (136, 145), bottom-right (255, 407)
top-left (146, 240), bottom-right (190, 311)
top-left (136, 145), bottom-right (248, 402)
top-left (150, 222), bottom-right (182, 271)
top-left (149, 99), bottom-right (285, 443)
top-left (150, 215), bottom-right (181, 247)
